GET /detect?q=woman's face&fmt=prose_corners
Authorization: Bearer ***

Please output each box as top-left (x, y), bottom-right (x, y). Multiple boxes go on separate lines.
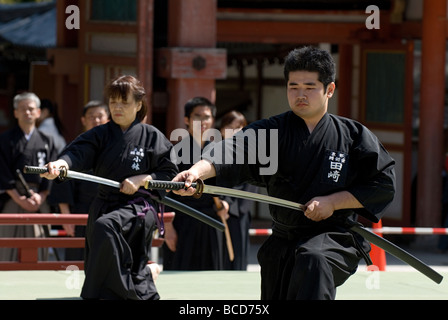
top-left (109, 93), bottom-right (142, 131)
top-left (220, 119), bottom-right (243, 139)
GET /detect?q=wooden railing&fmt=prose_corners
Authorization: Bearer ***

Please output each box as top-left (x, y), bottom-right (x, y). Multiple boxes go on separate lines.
top-left (0, 212), bottom-right (174, 271)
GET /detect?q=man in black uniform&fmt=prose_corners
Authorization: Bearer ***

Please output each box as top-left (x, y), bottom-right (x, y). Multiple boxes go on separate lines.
top-left (163, 97), bottom-right (225, 270)
top-left (171, 46), bottom-right (396, 300)
top-left (0, 92), bottom-right (58, 261)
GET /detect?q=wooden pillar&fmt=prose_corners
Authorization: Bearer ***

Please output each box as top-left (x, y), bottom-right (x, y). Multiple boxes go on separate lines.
top-left (156, 0), bottom-right (226, 136)
top-left (47, 0), bottom-right (81, 142)
top-left (337, 44), bottom-right (353, 118)
top-left (137, 0), bottom-right (154, 125)
top-left (416, 0), bottom-right (447, 226)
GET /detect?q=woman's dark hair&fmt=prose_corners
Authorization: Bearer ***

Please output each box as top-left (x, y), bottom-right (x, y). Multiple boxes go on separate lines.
top-left (283, 46), bottom-right (336, 90)
top-left (40, 99), bottom-right (65, 135)
top-left (105, 75), bottom-right (148, 122)
top-left (184, 96), bottom-right (217, 118)
top-left (219, 110), bottom-right (247, 130)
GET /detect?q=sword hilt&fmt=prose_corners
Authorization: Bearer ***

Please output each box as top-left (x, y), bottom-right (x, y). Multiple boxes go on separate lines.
top-left (23, 166), bottom-right (48, 175)
top-left (145, 179), bottom-right (205, 199)
top-left (23, 165), bottom-right (68, 180)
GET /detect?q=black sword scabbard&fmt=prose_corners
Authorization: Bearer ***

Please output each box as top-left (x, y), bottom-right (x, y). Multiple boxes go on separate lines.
top-left (347, 220), bottom-right (443, 284)
top-left (16, 169), bottom-right (33, 198)
top-left (157, 196), bottom-right (224, 232)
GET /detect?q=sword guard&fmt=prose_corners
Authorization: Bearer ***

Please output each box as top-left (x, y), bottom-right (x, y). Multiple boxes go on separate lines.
top-left (193, 179), bottom-right (204, 199)
top-left (58, 166), bottom-right (68, 181)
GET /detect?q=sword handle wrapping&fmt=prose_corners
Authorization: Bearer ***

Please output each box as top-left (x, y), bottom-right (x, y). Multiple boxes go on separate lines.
top-left (145, 179), bottom-right (205, 199)
top-left (23, 165), bottom-right (68, 181)
top-left (145, 180), bottom-right (197, 191)
top-left (23, 166), bottom-right (48, 175)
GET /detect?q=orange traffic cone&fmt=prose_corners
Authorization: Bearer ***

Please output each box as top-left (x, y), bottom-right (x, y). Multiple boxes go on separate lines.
top-left (368, 219), bottom-right (386, 271)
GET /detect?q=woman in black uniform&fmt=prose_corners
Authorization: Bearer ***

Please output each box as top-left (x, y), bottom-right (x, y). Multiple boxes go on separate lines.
top-left (41, 75), bottom-right (178, 300)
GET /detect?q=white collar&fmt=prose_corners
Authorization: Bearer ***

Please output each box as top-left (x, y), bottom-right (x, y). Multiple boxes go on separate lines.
top-left (24, 128), bottom-right (34, 141)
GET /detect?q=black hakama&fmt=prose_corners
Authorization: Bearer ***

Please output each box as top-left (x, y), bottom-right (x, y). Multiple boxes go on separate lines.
top-left (203, 111), bottom-right (396, 299)
top-left (47, 175), bottom-right (98, 260)
top-left (58, 120), bottom-right (178, 300)
top-left (221, 183), bottom-right (257, 270)
top-left (162, 135), bottom-right (224, 270)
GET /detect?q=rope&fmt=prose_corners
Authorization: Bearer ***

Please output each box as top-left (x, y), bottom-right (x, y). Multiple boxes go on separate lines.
top-left (249, 227), bottom-right (448, 236)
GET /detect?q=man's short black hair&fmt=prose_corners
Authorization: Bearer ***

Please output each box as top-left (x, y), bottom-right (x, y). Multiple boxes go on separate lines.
top-left (83, 100), bottom-right (109, 117)
top-left (284, 46), bottom-right (336, 90)
top-left (184, 97), bottom-right (217, 118)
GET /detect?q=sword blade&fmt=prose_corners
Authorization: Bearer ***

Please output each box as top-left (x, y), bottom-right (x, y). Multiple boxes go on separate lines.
top-left (204, 185), bottom-right (306, 212)
top-left (145, 180), bottom-right (306, 211)
top-left (66, 170), bottom-right (121, 188)
top-left (23, 165), bottom-right (121, 188)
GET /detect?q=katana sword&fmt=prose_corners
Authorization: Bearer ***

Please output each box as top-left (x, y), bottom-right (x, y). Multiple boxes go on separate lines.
top-left (23, 166), bottom-right (225, 232)
top-left (145, 179), bottom-right (444, 284)
top-left (145, 179), bottom-right (307, 211)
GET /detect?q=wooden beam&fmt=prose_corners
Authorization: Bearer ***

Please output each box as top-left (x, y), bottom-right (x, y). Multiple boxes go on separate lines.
top-left (218, 20), bottom-right (369, 44)
top-left (156, 48), bottom-right (227, 79)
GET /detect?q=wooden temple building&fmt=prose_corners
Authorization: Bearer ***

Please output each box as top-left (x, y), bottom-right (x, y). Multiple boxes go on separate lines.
top-left (1, 0), bottom-right (447, 229)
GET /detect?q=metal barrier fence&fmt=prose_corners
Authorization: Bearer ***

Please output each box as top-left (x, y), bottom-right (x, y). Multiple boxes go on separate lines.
top-left (249, 227), bottom-right (448, 236)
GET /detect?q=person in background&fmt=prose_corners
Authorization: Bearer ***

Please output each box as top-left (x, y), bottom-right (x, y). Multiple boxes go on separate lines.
top-left (218, 110), bottom-right (257, 270)
top-left (37, 99), bottom-right (66, 154)
top-left (47, 101), bottom-right (110, 260)
top-left (162, 97), bottom-right (227, 271)
top-left (0, 92), bottom-right (58, 261)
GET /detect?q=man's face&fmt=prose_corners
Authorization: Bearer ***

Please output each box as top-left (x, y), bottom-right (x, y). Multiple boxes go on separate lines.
top-left (184, 105), bottom-right (214, 135)
top-left (81, 106), bottom-right (109, 131)
top-left (14, 99), bottom-right (41, 127)
top-left (287, 70), bottom-right (335, 124)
